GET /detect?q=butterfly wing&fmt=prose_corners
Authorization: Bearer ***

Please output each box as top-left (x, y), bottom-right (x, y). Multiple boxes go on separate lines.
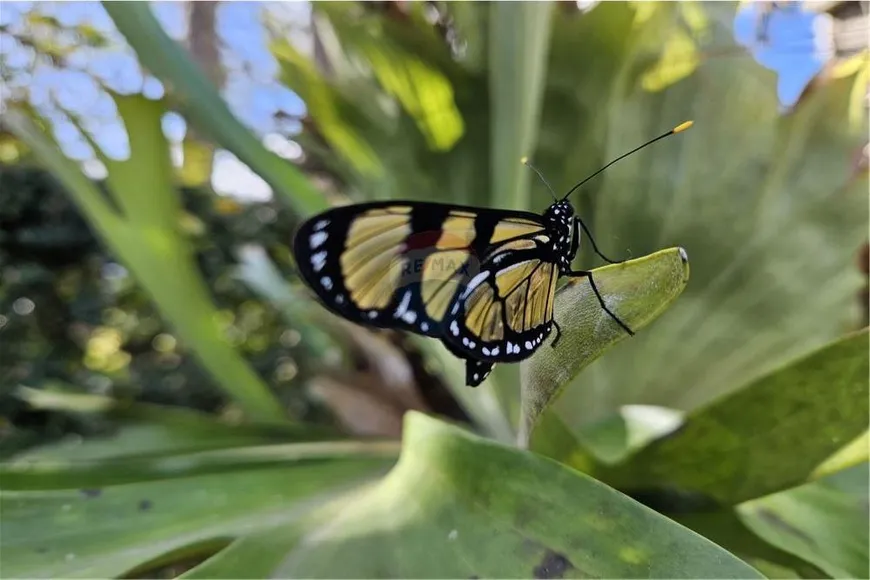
top-left (442, 341), bottom-right (495, 387)
top-left (442, 242), bottom-right (561, 364)
top-left (293, 201), bottom-right (548, 339)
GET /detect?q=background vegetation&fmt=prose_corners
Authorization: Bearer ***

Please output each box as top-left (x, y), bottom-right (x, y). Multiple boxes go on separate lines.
top-left (1, 1), bottom-right (867, 578)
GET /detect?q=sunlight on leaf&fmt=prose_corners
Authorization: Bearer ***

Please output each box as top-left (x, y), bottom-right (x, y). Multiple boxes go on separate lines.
top-left (316, 4), bottom-right (465, 151)
top-left (641, 30), bottom-right (699, 92)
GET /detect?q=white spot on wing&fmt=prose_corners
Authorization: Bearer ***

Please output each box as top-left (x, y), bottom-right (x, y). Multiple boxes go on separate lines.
top-left (320, 276), bottom-right (333, 290)
top-left (450, 321), bottom-right (460, 336)
top-left (309, 231), bottom-right (328, 248)
top-left (394, 290), bottom-right (412, 319)
top-left (314, 219), bottom-right (329, 230)
top-left (401, 310), bottom-right (417, 324)
top-left (311, 251), bottom-right (327, 272)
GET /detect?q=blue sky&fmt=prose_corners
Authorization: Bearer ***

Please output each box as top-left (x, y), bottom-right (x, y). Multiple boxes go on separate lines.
top-left (0, 1), bottom-right (831, 199)
top-left (733, 1), bottom-right (829, 106)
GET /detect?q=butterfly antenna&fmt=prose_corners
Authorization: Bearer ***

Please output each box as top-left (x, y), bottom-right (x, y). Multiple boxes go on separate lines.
top-left (561, 120), bottom-right (694, 201)
top-left (521, 156), bottom-right (558, 202)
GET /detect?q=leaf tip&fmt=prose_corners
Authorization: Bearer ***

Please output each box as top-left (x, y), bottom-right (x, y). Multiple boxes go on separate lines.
top-left (678, 246), bottom-right (689, 264)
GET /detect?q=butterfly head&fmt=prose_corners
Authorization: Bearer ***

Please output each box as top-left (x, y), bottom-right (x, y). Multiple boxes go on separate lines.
top-left (544, 200), bottom-right (578, 268)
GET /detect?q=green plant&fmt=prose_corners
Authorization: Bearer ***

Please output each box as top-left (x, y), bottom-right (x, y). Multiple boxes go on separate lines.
top-left (2, 1), bottom-right (867, 578)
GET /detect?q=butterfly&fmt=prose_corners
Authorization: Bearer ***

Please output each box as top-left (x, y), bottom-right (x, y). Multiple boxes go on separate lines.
top-left (292, 122), bottom-right (692, 387)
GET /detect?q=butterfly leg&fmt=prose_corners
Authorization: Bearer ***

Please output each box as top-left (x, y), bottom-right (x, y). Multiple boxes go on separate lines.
top-left (551, 320), bottom-right (563, 348)
top-left (576, 217), bottom-right (623, 264)
top-left (568, 269), bottom-right (635, 336)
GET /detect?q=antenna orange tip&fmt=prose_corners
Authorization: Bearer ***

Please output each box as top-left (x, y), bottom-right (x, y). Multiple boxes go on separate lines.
top-left (520, 156), bottom-right (529, 165)
top-left (673, 120), bottom-right (694, 134)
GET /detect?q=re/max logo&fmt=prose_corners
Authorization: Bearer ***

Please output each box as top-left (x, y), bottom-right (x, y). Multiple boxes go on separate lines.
top-left (391, 231), bottom-right (481, 282)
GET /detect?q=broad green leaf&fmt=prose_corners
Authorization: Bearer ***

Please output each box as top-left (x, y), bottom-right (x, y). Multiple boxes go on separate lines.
top-left (1, 456), bottom-right (392, 579)
top-left (670, 509), bottom-right (827, 579)
top-left (6, 101), bottom-right (285, 423)
top-left (101, 2), bottom-right (327, 218)
top-left (549, 1), bottom-right (868, 427)
top-left (603, 329), bottom-right (869, 504)
top-left (0, 402), bottom-right (395, 579)
top-left (267, 412), bottom-right (761, 579)
top-left (1, 439), bottom-right (398, 491)
top-left (179, 521), bottom-right (306, 579)
top-left (10, 391), bottom-right (335, 463)
top-left (738, 464), bottom-right (870, 579)
top-left (522, 247), bottom-right (690, 445)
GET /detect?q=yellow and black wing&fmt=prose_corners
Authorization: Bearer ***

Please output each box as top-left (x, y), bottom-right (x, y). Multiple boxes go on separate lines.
top-left (292, 200), bottom-right (549, 341)
top-left (441, 237), bottom-right (560, 367)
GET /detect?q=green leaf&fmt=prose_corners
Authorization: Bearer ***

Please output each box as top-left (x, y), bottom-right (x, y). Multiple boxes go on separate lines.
top-left (488, 0), bottom-right (553, 211)
top-left (811, 430), bottom-right (870, 481)
top-left (267, 412), bottom-right (761, 579)
top-left (549, 1), bottom-right (868, 426)
top-left (10, 391), bottom-right (335, 464)
top-left (1, 458), bottom-right (391, 579)
top-left (101, 2), bottom-right (327, 218)
top-left (670, 509), bottom-right (828, 579)
top-left (738, 464), bottom-right (870, 579)
top-left (604, 329), bottom-right (870, 504)
top-left (521, 247), bottom-right (690, 445)
top-left (179, 521), bottom-right (306, 579)
top-left (2, 438), bottom-right (397, 491)
top-left (0, 408), bottom-right (395, 579)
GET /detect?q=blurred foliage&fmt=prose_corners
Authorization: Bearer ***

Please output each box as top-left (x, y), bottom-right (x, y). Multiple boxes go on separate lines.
top-left (0, 161), bottom-right (333, 454)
